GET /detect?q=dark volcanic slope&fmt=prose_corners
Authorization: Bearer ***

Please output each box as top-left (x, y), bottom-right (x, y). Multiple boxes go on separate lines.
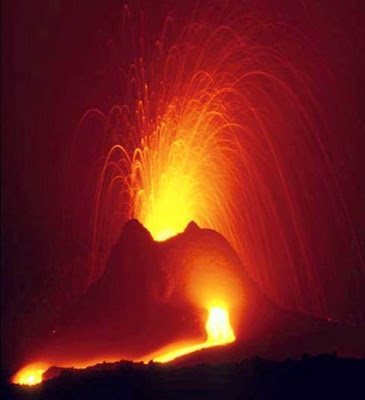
top-left (6, 356), bottom-right (365, 400)
top-left (27, 220), bottom-right (364, 368)
top-left (161, 222), bottom-right (365, 364)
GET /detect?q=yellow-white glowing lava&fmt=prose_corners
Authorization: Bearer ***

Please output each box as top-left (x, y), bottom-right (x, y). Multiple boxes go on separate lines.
top-left (12, 364), bottom-right (46, 386)
top-left (153, 306), bottom-right (235, 363)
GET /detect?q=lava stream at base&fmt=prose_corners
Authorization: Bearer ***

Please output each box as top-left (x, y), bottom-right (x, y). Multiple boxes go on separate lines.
top-left (12, 306), bottom-right (235, 386)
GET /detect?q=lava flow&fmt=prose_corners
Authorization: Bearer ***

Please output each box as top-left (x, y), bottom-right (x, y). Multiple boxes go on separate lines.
top-left (154, 306), bottom-right (235, 363)
top-left (13, 306), bottom-right (236, 385)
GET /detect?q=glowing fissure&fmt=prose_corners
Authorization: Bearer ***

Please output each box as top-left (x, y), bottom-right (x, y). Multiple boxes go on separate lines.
top-left (13, 307), bottom-right (235, 385)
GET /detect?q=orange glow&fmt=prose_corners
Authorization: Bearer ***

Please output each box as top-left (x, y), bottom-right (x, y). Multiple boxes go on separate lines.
top-left (153, 306), bottom-right (235, 363)
top-left (12, 364), bottom-right (46, 386)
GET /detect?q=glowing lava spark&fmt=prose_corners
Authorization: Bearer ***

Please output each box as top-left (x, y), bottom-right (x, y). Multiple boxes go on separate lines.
top-left (153, 306), bottom-right (235, 363)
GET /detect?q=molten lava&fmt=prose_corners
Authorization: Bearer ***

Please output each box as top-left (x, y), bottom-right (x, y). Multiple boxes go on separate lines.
top-left (12, 364), bottom-right (46, 386)
top-left (154, 306), bottom-right (235, 363)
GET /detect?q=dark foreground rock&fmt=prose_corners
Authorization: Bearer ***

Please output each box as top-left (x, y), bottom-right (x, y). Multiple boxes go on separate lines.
top-left (18, 219), bottom-right (365, 371)
top-left (3, 354), bottom-right (364, 400)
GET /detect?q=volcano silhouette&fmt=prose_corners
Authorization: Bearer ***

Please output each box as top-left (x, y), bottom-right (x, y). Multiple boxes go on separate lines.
top-left (33, 220), bottom-right (364, 371)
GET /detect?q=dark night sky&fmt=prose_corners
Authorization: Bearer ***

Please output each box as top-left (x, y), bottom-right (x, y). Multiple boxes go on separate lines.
top-left (1, 0), bottom-right (365, 374)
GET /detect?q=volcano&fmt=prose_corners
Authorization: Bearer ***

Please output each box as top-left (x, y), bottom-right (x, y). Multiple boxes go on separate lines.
top-left (13, 220), bottom-right (364, 384)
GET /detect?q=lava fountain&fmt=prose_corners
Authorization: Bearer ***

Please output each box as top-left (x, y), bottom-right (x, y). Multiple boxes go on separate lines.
top-left (81, 1), bottom-right (363, 321)
top-left (12, 0), bottom-right (364, 387)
